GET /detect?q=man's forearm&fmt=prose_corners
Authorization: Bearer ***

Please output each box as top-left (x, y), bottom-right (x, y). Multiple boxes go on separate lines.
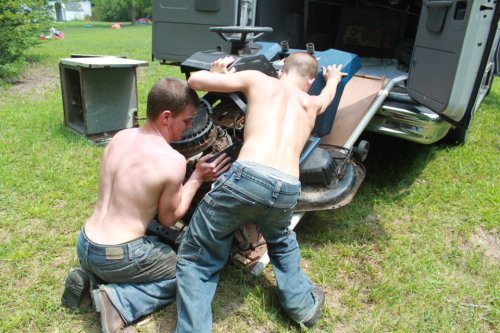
top-left (318, 77), bottom-right (340, 114)
top-left (177, 175), bottom-right (204, 219)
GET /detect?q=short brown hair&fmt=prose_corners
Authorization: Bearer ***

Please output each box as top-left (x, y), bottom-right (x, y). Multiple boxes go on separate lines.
top-left (146, 78), bottom-right (200, 120)
top-left (282, 52), bottom-right (318, 80)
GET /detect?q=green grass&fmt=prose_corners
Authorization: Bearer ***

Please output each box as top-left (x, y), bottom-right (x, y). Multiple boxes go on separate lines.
top-left (0, 21), bottom-right (498, 332)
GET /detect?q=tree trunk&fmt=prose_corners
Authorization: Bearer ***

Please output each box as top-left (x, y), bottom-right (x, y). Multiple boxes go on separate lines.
top-left (129, 1), bottom-right (136, 26)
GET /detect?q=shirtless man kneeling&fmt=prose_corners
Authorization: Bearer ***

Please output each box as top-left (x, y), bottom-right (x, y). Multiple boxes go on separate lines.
top-left (62, 77), bottom-right (230, 333)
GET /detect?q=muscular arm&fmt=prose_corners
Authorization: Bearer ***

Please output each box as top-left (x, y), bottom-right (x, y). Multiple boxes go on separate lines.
top-left (315, 64), bottom-right (344, 115)
top-left (157, 153), bottom-right (230, 226)
top-left (188, 57), bottom-right (265, 94)
top-left (188, 70), bottom-right (260, 94)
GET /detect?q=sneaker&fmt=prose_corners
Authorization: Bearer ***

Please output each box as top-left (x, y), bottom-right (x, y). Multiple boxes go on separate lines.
top-left (61, 267), bottom-right (92, 310)
top-left (301, 285), bottom-right (325, 328)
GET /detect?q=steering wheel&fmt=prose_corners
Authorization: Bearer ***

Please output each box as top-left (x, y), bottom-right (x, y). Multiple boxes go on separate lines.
top-left (209, 26), bottom-right (273, 44)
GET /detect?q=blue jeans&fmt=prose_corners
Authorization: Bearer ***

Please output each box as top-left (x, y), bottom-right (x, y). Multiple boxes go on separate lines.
top-left (175, 161), bottom-right (316, 333)
top-left (77, 230), bottom-right (177, 324)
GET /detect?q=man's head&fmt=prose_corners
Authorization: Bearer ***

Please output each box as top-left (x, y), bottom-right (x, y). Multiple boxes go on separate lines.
top-left (147, 78), bottom-right (200, 120)
top-left (281, 52), bottom-right (318, 81)
top-left (147, 78), bottom-right (200, 141)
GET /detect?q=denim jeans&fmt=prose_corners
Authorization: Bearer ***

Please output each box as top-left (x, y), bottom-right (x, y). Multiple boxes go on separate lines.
top-left (175, 161), bottom-right (316, 333)
top-left (77, 230), bottom-right (177, 324)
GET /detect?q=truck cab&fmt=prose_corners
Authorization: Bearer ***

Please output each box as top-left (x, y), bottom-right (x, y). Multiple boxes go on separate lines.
top-left (152, 0), bottom-right (500, 144)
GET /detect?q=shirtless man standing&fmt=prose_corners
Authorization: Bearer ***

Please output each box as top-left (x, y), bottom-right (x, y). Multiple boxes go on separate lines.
top-left (175, 52), bottom-right (344, 332)
top-left (62, 78), bottom-right (230, 333)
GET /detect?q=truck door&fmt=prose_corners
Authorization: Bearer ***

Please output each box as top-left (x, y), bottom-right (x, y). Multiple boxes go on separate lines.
top-left (407, 0), bottom-right (499, 122)
top-left (152, 0), bottom-right (256, 63)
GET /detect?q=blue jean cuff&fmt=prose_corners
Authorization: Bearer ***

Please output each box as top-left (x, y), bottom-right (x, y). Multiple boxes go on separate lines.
top-left (298, 293), bottom-right (321, 328)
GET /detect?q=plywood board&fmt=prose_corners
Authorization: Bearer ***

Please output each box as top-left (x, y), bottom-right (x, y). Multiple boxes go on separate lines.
top-left (321, 75), bottom-right (384, 147)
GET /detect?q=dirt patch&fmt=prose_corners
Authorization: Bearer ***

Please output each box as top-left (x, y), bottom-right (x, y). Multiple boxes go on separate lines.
top-left (6, 64), bottom-right (60, 99)
top-left (468, 227), bottom-right (500, 265)
top-left (2, 63), bottom-right (151, 107)
top-left (135, 306), bottom-right (177, 332)
top-left (323, 284), bottom-right (343, 310)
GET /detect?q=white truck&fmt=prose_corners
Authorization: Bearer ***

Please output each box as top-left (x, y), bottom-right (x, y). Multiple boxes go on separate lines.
top-left (152, 0), bottom-right (499, 145)
top-left (148, 0), bottom-right (500, 274)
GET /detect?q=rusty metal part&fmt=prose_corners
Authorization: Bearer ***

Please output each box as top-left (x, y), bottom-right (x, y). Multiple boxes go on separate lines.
top-left (211, 105), bottom-right (245, 129)
top-left (231, 223), bottom-right (268, 268)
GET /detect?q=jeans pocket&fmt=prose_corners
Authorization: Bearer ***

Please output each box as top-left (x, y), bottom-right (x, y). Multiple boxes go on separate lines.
top-left (222, 185), bottom-right (257, 205)
top-left (178, 239), bottom-right (202, 264)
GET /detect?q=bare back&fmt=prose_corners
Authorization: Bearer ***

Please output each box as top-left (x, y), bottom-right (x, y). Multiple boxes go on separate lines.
top-left (84, 127), bottom-right (186, 245)
top-left (188, 59), bottom-right (342, 178)
top-left (237, 72), bottom-right (320, 177)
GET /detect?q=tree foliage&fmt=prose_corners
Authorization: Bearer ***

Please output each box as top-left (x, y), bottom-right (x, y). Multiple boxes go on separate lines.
top-left (0, 0), bottom-right (52, 79)
top-left (93, 0), bottom-right (152, 23)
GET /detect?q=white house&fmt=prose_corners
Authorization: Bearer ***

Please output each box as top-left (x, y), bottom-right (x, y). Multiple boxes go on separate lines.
top-left (49, 1), bottom-right (92, 21)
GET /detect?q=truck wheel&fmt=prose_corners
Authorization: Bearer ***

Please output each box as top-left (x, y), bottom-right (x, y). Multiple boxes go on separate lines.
top-left (444, 62), bottom-right (495, 145)
top-left (442, 110), bottom-right (472, 145)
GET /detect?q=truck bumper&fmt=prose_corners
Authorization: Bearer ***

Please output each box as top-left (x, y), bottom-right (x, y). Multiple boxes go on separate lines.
top-left (366, 100), bottom-right (452, 144)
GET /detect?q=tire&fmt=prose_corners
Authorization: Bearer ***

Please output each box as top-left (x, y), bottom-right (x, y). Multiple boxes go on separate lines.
top-left (442, 110), bottom-right (472, 145)
top-left (443, 64), bottom-right (495, 145)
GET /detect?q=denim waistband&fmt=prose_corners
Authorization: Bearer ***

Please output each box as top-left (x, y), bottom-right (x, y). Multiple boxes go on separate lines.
top-left (80, 227), bottom-right (146, 258)
top-left (235, 161), bottom-right (300, 185)
top-left (226, 161), bottom-right (301, 199)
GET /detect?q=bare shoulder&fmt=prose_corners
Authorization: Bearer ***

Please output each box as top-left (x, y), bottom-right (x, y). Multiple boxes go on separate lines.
top-left (237, 70), bottom-right (272, 83)
top-left (115, 127), bottom-right (139, 139)
top-left (304, 93), bottom-right (325, 112)
top-left (152, 145), bottom-right (187, 181)
top-left (107, 128), bottom-right (139, 147)
top-left (244, 71), bottom-right (280, 92)
top-left (111, 129), bottom-right (186, 182)
top-left (162, 148), bottom-right (186, 169)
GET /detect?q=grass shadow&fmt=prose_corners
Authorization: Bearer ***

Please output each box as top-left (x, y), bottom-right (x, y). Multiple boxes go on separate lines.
top-left (208, 134), bottom-right (445, 331)
top-left (214, 267), bottom-right (300, 331)
top-left (296, 133), bottom-right (439, 246)
top-left (361, 132), bottom-right (437, 190)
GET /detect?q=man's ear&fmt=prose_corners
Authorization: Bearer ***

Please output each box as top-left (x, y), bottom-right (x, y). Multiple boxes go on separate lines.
top-left (160, 110), bottom-right (173, 125)
top-left (306, 77), bottom-right (315, 89)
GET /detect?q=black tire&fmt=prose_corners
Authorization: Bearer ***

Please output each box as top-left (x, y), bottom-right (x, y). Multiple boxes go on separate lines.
top-left (444, 62), bottom-right (496, 145)
top-left (442, 110), bottom-right (472, 146)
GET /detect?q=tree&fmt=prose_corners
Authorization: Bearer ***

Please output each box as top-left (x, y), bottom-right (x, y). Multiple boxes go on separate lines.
top-left (128, 0), bottom-right (135, 25)
top-left (92, 0), bottom-right (151, 24)
top-left (0, 0), bottom-right (52, 79)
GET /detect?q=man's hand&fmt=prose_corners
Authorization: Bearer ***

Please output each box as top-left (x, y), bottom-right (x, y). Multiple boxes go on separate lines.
top-left (322, 64), bottom-right (346, 83)
top-left (211, 57), bottom-right (236, 74)
top-left (193, 153), bottom-right (232, 182)
top-left (316, 64), bottom-right (348, 115)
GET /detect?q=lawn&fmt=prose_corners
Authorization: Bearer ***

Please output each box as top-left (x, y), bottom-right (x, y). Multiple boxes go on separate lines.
top-left (0, 22), bottom-right (498, 332)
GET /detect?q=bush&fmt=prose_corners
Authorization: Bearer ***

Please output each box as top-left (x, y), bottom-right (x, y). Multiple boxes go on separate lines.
top-left (93, 0), bottom-right (130, 22)
top-left (0, 0), bottom-right (52, 79)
